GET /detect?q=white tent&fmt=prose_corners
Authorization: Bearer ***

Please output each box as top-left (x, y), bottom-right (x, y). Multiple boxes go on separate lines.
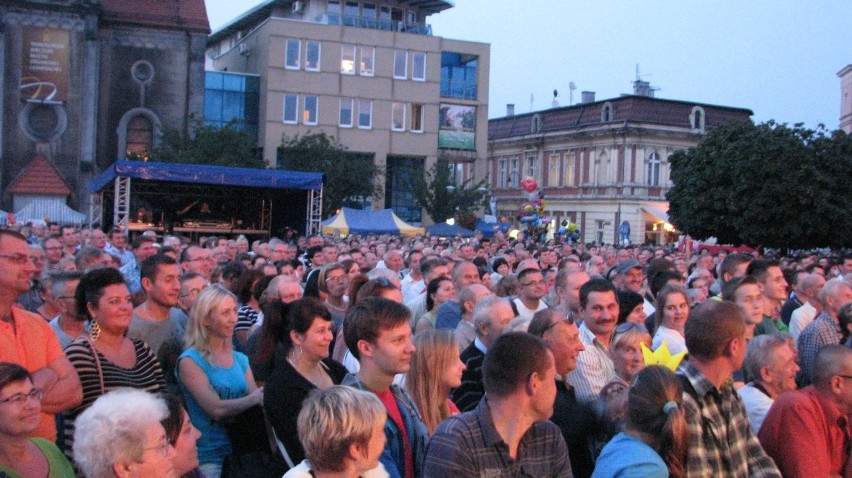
top-left (15, 199), bottom-right (85, 225)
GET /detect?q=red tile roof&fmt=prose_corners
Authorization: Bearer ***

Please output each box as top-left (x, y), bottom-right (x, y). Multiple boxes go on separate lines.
top-left (99, 0), bottom-right (210, 33)
top-left (7, 155), bottom-right (71, 196)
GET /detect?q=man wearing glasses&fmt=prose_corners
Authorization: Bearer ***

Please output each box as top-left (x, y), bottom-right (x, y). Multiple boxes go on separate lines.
top-left (46, 271), bottom-right (85, 348)
top-left (512, 268), bottom-right (549, 322)
top-left (0, 230), bottom-right (82, 441)
top-left (179, 244), bottom-right (215, 281)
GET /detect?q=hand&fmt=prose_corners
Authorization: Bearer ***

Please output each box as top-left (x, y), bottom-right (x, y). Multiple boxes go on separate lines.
top-left (250, 386), bottom-right (264, 406)
top-left (30, 367), bottom-right (59, 393)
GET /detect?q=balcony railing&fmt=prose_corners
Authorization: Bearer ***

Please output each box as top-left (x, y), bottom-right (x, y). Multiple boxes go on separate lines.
top-left (316, 13), bottom-right (433, 35)
top-left (440, 79), bottom-right (477, 101)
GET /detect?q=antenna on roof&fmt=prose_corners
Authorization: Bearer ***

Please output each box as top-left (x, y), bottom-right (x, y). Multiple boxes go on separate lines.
top-left (530, 93), bottom-right (534, 112)
top-left (568, 82), bottom-right (576, 105)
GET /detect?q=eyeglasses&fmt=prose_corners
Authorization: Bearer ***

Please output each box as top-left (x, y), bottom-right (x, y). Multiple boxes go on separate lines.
top-left (56, 296), bottom-right (76, 301)
top-left (325, 275), bottom-right (347, 284)
top-left (615, 322), bottom-right (648, 334)
top-left (186, 256), bottom-right (215, 263)
top-left (179, 288), bottom-right (205, 298)
top-left (0, 253), bottom-right (33, 265)
top-left (543, 313), bottom-right (575, 333)
top-left (0, 388), bottom-right (43, 405)
top-left (144, 438), bottom-right (173, 457)
top-left (520, 279), bottom-right (545, 287)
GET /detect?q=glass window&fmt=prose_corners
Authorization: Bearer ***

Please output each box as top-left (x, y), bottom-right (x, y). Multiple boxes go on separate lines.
top-left (126, 115), bottom-right (153, 157)
top-left (499, 160), bottom-right (506, 188)
top-left (303, 95), bottom-right (318, 125)
top-left (409, 103), bottom-right (423, 132)
top-left (327, 0), bottom-right (341, 24)
top-left (526, 155), bottom-right (537, 179)
top-left (341, 44), bottom-right (356, 74)
top-left (358, 99), bottom-right (372, 129)
top-left (283, 94), bottom-right (298, 123)
top-left (392, 102), bottom-right (406, 131)
top-left (548, 153), bottom-right (560, 187)
top-left (647, 152), bottom-right (661, 186)
top-left (339, 97), bottom-right (354, 127)
top-left (440, 52), bottom-right (478, 100)
top-left (379, 6), bottom-right (392, 29)
top-left (305, 40), bottom-right (321, 71)
top-left (393, 50), bottom-right (407, 79)
top-left (360, 46), bottom-right (375, 76)
top-left (510, 158), bottom-right (519, 187)
top-left (564, 153), bottom-right (575, 186)
top-left (412, 52), bottom-right (426, 81)
top-left (285, 39), bottom-right (300, 69)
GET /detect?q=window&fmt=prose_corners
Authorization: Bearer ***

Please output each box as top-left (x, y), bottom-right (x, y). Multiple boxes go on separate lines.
top-left (647, 151), bottom-right (660, 186)
top-left (412, 52), bottom-right (426, 81)
top-left (596, 151), bottom-right (609, 185)
top-left (339, 97), bottom-right (354, 127)
top-left (358, 99), bottom-right (372, 128)
top-left (690, 106), bottom-right (706, 131)
top-left (126, 115), bottom-right (153, 157)
top-left (392, 102), bottom-right (406, 131)
top-left (341, 44), bottom-right (356, 74)
top-left (283, 94), bottom-right (298, 123)
top-left (564, 153), bottom-right (575, 186)
top-left (440, 52), bottom-right (478, 100)
top-left (548, 153), bottom-right (560, 187)
top-left (601, 102), bottom-right (613, 122)
top-left (360, 46), bottom-right (375, 76)
top-left (409, 103), bottom-right (423, 132)
top-left (285, 39), bottom-right (301, 69)
top-left (393, 50), bottom-right (407, 79)
top-left (510, 158), bottom-right (519, 187)
top-left (499, 160), bottom-right (507, 188)
top-left (305, 41), bottom-right (321, 71)
top-left (303, 95), bottom-right (318, 125)
top-left (526, 155), bottom-right (537, 179)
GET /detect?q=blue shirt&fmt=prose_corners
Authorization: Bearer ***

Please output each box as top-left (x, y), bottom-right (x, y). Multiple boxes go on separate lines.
top-left (592, 432), bottom-right (668, 478)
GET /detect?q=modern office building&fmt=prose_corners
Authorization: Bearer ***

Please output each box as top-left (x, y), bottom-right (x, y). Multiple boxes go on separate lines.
top-left (206, 0), bottom-right (490, 223)
top-left (486, 82), bottom-right (753, 245)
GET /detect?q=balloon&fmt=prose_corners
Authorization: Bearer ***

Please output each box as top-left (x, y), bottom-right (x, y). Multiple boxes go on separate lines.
top-left (520, 177), bottom-right (538, 193)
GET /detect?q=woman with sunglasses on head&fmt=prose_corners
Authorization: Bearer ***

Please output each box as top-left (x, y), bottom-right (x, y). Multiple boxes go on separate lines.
top-left (0, 362), bottom-right (75, 478)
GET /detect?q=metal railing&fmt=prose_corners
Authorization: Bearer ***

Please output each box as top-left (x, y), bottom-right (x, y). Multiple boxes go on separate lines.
top-left (316, 13), bottom-right (433, 35)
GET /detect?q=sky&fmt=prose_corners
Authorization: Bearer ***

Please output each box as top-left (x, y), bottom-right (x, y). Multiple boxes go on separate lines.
top-left (204, 0), bottom-right (851, 130)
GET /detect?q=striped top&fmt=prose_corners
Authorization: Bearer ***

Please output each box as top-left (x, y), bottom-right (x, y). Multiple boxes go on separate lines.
top-left (62, 337), bottom-right (166, 468)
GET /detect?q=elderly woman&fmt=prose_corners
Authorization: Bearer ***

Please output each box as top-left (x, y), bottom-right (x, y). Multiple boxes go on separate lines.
top-left (0, 362), bottom-right (75, 478)
top-left (284, 386), bottom-right (388, 478)
top-left (73, 388), bottom-right (175, 478)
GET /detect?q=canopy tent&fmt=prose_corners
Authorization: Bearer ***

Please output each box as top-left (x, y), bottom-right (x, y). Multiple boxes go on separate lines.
top-left (322, 208), bottom-right (425, 236)
top-left (474, 218), bottom-right (499, 238)
top-left (15, 199), bottom-right (86, 225)
top-left (425, 222), bottom-right (475, 238)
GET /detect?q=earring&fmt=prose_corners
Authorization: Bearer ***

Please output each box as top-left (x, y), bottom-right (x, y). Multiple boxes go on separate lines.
top-left (90, 320), bottom-right (101, 341)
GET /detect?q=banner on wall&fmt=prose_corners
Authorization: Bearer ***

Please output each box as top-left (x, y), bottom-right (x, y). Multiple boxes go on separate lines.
top-left (20, 27), bottom-right (69, 103)
top-left (438, 103), bottom-right (476, 151)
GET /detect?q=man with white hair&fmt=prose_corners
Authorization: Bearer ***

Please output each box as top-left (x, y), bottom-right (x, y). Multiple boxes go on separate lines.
top-left (797, 278), bottom-right (852, 386)
top-left (788, 273), bottom-right (826, 341)
top-left (737, 334), bottom-right (799, 433)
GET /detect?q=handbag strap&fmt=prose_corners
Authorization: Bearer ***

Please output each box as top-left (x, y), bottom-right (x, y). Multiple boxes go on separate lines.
top-left (85, 337), bottom-right (106, 396)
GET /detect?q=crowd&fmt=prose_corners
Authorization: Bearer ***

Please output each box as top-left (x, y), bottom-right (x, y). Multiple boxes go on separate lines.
top-left (1, 220), bottom-right (852, 478)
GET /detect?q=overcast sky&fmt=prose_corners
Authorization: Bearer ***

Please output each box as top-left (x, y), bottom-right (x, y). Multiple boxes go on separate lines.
top-left (205, 0), bottom-right (850, 130)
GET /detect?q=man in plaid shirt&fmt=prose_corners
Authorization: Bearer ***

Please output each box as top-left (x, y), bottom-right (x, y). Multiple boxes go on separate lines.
top-left (677, 301), bottom-right (781, 478)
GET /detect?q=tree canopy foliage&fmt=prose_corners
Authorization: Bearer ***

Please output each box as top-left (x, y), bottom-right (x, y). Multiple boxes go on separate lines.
top-left (666, 121), bottom-right (851, 248)
top-left (277, 132), bottom-right (379, 218)
top-left (408, 156), bottom-right (488, 224)
top-left (149, 118), bottom-right (265, 169)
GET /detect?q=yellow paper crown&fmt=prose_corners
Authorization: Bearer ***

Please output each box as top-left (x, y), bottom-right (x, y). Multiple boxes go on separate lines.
top-left (641, 341), bottom-right (686, 371)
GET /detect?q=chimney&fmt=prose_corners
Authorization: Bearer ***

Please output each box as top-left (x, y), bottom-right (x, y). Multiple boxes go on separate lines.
top-left (633, 80), bottom-right (654, 97)
top-left (580, 91), bottom-right (595, 104)
top-left (506, 104), bottom-right (515, 116)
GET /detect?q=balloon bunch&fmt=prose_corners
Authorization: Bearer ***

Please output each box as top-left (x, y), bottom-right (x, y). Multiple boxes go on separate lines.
top-left (555, 219), bottom-right (580, 243)
top-left (517, 177), bottom-right (550, 243)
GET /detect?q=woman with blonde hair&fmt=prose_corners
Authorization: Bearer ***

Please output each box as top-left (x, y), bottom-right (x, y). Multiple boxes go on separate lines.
top-left (405, 329), bottom-right (465, 435)
top-left (177, 285), bottom-right (263, 478)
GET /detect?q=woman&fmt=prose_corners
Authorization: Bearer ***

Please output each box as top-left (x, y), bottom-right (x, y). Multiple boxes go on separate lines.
top-left (490, 257), bottom-right (510, 285)
top-left (405, 330), bottom-right (465, 435)
top-left (234, 269), bottom-right (265, 352)
top-left (617, 289), bottom-right (647, 325)
top-left (161, 394), bottom-right (203, 478)
top-left (74, 389), bottom-right (175, 478)
top-left (284, 386), bottom-right (388, 478)
top-left (652, 285), bottom-right (691, 355)
top-left (340, 259), bottom-right (361, 283)
top-left (414, 277), bottom-right (456, 334)
top-left (318, 262), bottom-right (348, 332)
top-left (64, 268), bottom-right (166, 464)
top-left (0, 362), bottom-right (75, 478)
top-left (592, 366), bottom-right (688, 478)
top-left (177, 285), bottom-right (264, 478)
top-left (265, 298), bottom-right (348, 466)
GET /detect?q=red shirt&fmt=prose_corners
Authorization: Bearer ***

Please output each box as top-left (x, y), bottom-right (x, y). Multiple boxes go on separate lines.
top-left (375, 389), bottom-right (413, 478)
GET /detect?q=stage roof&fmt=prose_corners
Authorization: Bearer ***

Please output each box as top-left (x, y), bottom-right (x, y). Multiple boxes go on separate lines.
top-left (89, 160), bottom-right (323, 193)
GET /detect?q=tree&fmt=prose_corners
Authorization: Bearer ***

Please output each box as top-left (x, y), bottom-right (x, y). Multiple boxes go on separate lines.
top-left (277, 132), bottom-right (379, 218)
top-left (149, 117), bottom-right (265, 169)
top-left (408, 156), bottom-right (488, 225)
top-left (666, 121), bottom-right (851, 248)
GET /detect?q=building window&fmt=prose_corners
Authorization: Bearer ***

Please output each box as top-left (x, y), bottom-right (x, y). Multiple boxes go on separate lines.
top-left (548, 153), bottom-right (560, 187)
top-left (647, 151), bottom-right (661, 186)
top-left (409, 103), bottom-right (424, 132)
top-left (412, 52), bottom-right (426, 81)
top-left (283, 94), bottom-right (298, 123)
top-left (393, 50), bottom-right (407, 79)
top-left (601, 102), bottom-right (613, 122)
top-left (303, 95), bottom-right (318, 125)
top-left (341, 44), bottom-right (356, 74)
top-left (358, 99), bottom-right (372, 129)
top-left (339, 97), bottom-right (354, 127)
top-left (690, 106), bottom-right (706, 131)
top-left (564, 153), bottom-right (575, 186)
top-left (391, 102), bottom-right (406, 131)
top-left (597, 151), bottom-right (609, 185)
top-left (126, 115), bottom-right (153, 158)
top-left (510, 158), bottom-right (519, 187)
top-left (360, 46), bottom-right (375, 76)
top-left (305, 40), bottom-right (321, 71)
top-left (440, 51), bottom-right (478, 100)
top-left (526, 155), bottom-right (537, 179)
top-left (285, 39), bottom-right (301, 69)
top-left (499, 160), bottom-right (507, 188)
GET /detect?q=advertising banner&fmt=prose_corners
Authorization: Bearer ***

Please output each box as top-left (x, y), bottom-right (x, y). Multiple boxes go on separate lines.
top-left (20, 27), bottom-right (69, 103)
top-left (438, 103), bottom-right (476, 150)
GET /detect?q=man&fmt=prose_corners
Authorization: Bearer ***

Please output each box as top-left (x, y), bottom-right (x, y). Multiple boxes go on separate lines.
top-left (88, 228), bottom-right (108, 251)
top-left (424, 333), bottom-right (572, 478)
top-left (211, 245), bottom-right (230, 265)
top-left (737, 334), bottom-right (799, 434)
top-left (42, 236), bottom-right (64, 272)
top-left (722, 276), bottom-right (765, 335)
top-left (177, 272), bottom-right (209, 315)
top-left (127, 254), bottom-right (187, 354)
top-left (120, 235), bottom-right (157, 293)
top-left (269, 240), bottom-right (288, 263)
top-left (759, 345), bottom-right (852, 477)
top-left (512, 268), bottom-right (549, 321)
top-left (400, 250), bottom-right (424, 302)
top-left (568, 278), bottom-right (618, 402)
top-left (322, 244), bottom-right (339, 265)
top-left (47, 271), bottom-right (85, 348)
top-left (342, 297), bottom-right (428, 478)
top-left (0, 230), bottom-right (82, 441)
top-left (797, 278), bottom-right (852, 386)
top-left (60, 225), bottom-right (79, 256)
top-left (554, 268), bottom-right (591, 317)
top-left (404, 257), bottom-right (450, 323)
top-left (457, 243), bottom-right (475, 262)
top-left (747, 259), bottom-right (789, 335)
top-left (453, 284), bottom-right (494, 351)
top-left (265, 275), bottom-right (304, 304)
top-left (75, 246), bottom-right (111, 272)
top-left (451, 297), bottom-right (514, 412)
top-left (788, 273), bottom-right (826, 341)
top-left (180, 244), bottom-right (215, 281)
top-left (378, 250), bottom-right (403, 275)
top-left (529, 309), bottom-right (594, 478)
top-left (841, 253), bottom-right (852, 278)
top-left (613, 259), bottom-right (653, 315)
top-left (104, 228), bottom-right (134, 266)
top-left (780, 269), bottom-right (808, 326)
top-left (677, 301), bottom-right (781, 477)
top-left (432, 261), bottom-right (481, 331)
top-left (710, 252), bottom-right (753, 297)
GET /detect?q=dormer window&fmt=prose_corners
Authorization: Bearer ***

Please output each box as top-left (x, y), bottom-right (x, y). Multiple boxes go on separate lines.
top-left (690, 106), bottom-right (706, 132)
top-left (601, 102), bottom-right (613, 122)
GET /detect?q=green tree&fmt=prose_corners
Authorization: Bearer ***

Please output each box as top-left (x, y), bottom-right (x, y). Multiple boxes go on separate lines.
top-left (408, 156), bottom-right (488, 224)
top-left (666, 121), bottom-right (851, 248)
top-left (149, 117), bottom-right (265, 169)
top-left (277, 132), bottom-right (379, 218)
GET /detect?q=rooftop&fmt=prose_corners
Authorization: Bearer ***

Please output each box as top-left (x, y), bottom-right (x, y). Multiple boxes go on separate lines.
top-left (100, 0), bottom-right (210, 32)
top-left (8, 155), bottom-right (71, 196)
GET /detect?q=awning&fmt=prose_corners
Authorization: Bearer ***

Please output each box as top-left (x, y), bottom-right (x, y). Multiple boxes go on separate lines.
top-left (641, 206), bottom-right (669, 223)
top-left (322, 208), bottom-right (425, 236)
top-left (15, 199), bottom-right (86, 224)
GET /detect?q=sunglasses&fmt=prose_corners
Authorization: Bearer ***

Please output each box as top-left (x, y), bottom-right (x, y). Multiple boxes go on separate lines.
top-left (615, 321), bottom-right (648, 334)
